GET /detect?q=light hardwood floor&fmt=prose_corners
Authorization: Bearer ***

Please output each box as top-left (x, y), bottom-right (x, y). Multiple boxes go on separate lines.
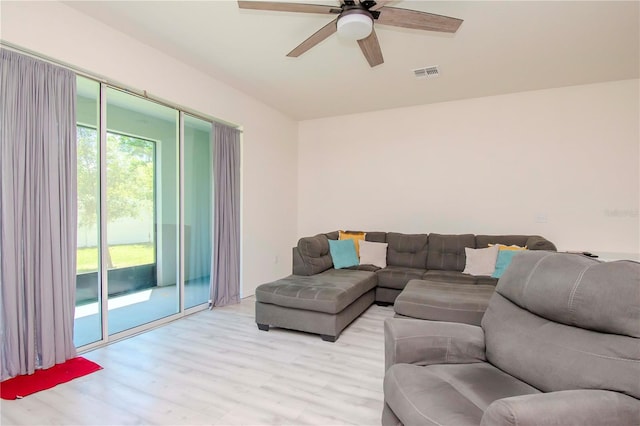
top-left (1, 297), bottom-right (395, 425)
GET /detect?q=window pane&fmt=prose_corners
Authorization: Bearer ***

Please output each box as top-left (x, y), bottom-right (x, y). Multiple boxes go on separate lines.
top-left (184, 114), bottom-right (212, 308)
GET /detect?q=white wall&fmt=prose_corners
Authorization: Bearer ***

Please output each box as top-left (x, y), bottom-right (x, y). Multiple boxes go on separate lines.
top-left (1, 1), bottom-right (299, 297)
top-left (298, 79), bottom-right (640, 254)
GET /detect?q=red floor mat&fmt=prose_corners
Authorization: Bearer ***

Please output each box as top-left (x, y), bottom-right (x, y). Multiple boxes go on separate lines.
top-left (1, 357), bottom-right (102, 400)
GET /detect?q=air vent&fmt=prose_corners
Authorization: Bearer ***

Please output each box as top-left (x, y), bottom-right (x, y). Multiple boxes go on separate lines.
top-left (413, 65), bottom-right (440, 79)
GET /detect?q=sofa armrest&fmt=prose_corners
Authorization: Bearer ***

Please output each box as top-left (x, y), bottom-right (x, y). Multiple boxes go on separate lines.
top-left (384, 318), bottom-right (486, 371)
top-left (481, 390), bottom-right (640, 426)
top-left (292, 234), bottom-right (335, 276)
top-left (525, 235), bottom-right (557, 251)
top-left (292, 246), bottom-right (309, 275)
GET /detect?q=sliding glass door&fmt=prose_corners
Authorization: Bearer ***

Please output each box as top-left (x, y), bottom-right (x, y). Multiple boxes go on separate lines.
top-left (105, 87), bottom-right (180, 334)
top-left (74, 77), bottom-right (212, 348)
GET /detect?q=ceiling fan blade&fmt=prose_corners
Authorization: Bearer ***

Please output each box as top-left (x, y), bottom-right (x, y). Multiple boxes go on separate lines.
top-left (369, 0), bottom-right (394, 12)
top-left (287, 19), bottom-right (338, 57)
top-left (376, 7), bottom-right (463, 33)
top-left (238, 1), bottom-right (339, 14)
top-left (357, 28), bottom-right (384, 67)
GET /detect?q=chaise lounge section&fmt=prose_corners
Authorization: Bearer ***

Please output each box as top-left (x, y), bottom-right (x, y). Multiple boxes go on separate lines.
top-left (255, 269), bottom-right (376, 342)
top-left (255, 230), bottom-right (556, 341)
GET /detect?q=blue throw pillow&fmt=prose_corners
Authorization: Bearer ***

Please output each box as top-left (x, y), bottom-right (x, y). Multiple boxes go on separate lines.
top-left (328, 239), bottom-right (359, 269)
top-left (492, 250), bottom-right (519, 278)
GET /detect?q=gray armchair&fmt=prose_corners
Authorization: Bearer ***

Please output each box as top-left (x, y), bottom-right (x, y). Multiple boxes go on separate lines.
top-left (383, 251), bottom-right (640, 426)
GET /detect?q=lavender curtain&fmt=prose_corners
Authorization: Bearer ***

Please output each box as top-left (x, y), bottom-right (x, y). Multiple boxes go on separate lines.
top-left (210, 123), bottom-right (241, 307)
top-left (0, 49), bottom-right (78, 380)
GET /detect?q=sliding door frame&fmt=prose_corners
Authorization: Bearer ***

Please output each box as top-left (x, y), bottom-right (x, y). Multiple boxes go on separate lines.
top-left (99, 82), bottom-right (109, 347)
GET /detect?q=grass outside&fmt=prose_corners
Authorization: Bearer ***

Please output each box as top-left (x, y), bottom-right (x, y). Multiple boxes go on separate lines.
top-left (77, 243), bottom-right (155, 273)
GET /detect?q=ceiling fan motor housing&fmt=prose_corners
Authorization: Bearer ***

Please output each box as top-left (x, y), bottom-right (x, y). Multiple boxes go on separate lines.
top-left (337, 8), bottom-right (374, 40)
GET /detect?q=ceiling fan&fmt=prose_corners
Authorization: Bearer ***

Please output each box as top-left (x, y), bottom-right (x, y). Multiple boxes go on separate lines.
top-left (237, 0), bottom-right (463, 67)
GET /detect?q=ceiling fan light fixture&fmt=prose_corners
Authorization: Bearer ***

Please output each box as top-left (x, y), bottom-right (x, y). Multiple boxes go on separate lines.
top-left (337, 12), bottom-right (373, 41)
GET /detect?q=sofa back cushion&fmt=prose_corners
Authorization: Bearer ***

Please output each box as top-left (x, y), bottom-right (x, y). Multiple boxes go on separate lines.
top-left (476, 235), bottom-right (529, 249)
top-left (294, 234), bottom-right (334, 275)
top-left (523, 235), bottom-right (557, 251)
top-left (341, 230), bottom-right (387, 243)
top-left (386, 233), bottom-right (428, 269)
top-left (476, 235), bottom-right (556, 251)
top-left (324, 231), bottom-right (339, 241)
top-left (365, 231), bottom-right (387, 243)
top-left (482, 251), bottom-right (640, 399)
top-left (427, 234), bottom-right (475, 271)
top-left (497, 251), bottom-right (639, 337)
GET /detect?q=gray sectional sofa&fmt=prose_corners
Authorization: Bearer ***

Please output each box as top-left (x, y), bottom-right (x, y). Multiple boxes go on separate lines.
top-left (383, 251), bottom-right (640, 425)
top-left (255, 231), bottom-right (555, 341)
top-left (294, 231), bottom-right (556, 303)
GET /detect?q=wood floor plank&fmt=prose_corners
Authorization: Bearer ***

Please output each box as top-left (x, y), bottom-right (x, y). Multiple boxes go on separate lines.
top-left (1, 297), bottom-right (394, 425)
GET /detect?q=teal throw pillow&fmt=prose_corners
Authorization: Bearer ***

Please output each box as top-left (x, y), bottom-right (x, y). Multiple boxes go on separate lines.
top-left (492, 250), bottom-right (519, 278)
top-left (328, 239), bottom-right (359, 269)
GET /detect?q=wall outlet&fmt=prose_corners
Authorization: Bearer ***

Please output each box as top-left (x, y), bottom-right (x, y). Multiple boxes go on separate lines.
top-left (535, 213), bottom-right (548, 223)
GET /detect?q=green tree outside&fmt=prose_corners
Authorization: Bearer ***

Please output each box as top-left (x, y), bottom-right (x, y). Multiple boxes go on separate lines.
top-left (76, 127), bottom-right (155, 272)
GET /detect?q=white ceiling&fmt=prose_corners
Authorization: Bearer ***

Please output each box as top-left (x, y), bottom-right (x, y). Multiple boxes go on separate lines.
top-left (65, 0), bottom-right (639, 121)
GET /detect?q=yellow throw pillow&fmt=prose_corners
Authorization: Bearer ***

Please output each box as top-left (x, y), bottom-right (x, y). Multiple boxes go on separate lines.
top-left (489, 243), bottom-right (528, 251)
top-left (339, 230), bottom-right (366, 257)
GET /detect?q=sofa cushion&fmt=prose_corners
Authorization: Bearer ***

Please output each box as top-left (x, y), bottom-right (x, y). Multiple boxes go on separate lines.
top-left (384, 363), bottom-right (540, 426)
top-left (344, 264), bottom-right (381, 272)
top-left (476, 234), bottom-right (557, 251)
top-left (324, 231), bottom-right (339, 240)
top-left (490, 243), bottom-right (527, 251)
top-left (476, 235), bottom-right (530, 249)
top-left (296, 234), bottom-right (334, 275)
top-left (491, 249), bottom-right (521, 278)
top-left (483, 292), bottom-right (640, 400)
top-left (427, 234), bottom-right (475, 271)
top-left (255, 269), bottom-right (377, 315)
top-left (483, 252), bottom-right (640, 399)
top-left (394, 280), bottom-right (495, 325)
top-left (386, 232), bottom-right (429, 269)
top-left (463, 246), bottom-right (499, 276)
top-left (365, 231), bottom-right (387, 243)
top-left (524, 235), bottom-right (557, 251)
top-left (341, 230), bottom-right (387, 243)
top-left (497, 251), bottom-right (640, 338)
top-left (377, 266), bottom-right (426, 290)
top-left (480, 390), bottom-right (640, 426)
top-left (328, 239), bottom-right (359, 269)
top-left (339, 230), bottom-right (366, 256)
top-left (423, 270), bottom-right (498, 286)
top-left (359, 240), bottom-right (388, 268)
